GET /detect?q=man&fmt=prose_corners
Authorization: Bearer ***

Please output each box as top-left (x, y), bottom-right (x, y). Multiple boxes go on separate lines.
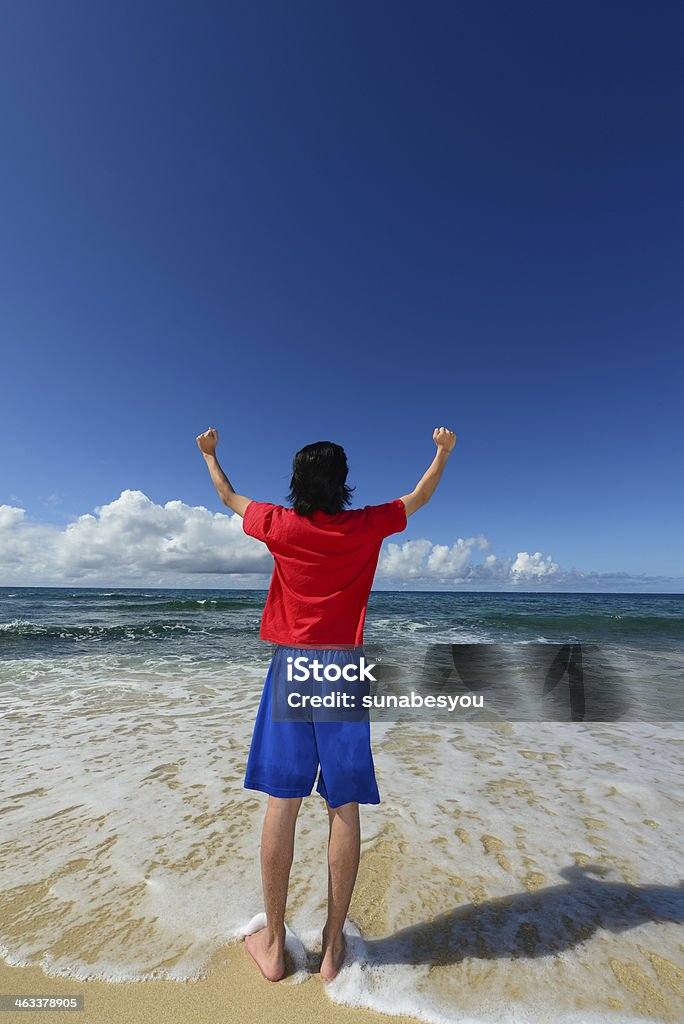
top-left (196, 425), bottom-right (456, 982)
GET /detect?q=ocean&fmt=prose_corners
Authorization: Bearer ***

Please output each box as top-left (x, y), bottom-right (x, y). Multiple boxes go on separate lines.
top-left (1, 587), bottom-right (683, 1023)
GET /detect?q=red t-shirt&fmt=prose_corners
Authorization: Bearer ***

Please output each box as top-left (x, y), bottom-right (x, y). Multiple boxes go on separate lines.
top-left (242, 498), bottom-right (407, 646)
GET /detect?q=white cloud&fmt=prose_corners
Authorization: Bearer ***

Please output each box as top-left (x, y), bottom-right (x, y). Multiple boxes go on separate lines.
top-left (426, 535), bottom-right (490, 576)
top-left (0, 491), bottom-right (271, 585)
top-left (0, 490), bottom-right (680, 590)
top-left (0, 506), bottom-right (25, 530)
top-left (377, 535), bottom-right (559, 585)
top-left (510, 551), bottom-right (559, 578)
top-left (379, 536), bottom-right (490, 580)
top-left (378, 539), bottom-right (433, 578)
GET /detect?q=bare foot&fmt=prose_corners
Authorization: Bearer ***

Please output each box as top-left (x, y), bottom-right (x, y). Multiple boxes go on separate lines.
top-left (244, 925), bottom-right (286, 982)
top-left (320, 923), bottom-right (346, 982)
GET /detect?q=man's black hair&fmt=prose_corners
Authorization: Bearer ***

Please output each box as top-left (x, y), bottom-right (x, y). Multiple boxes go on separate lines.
top-left (287, 441), bottom-right (354, 517)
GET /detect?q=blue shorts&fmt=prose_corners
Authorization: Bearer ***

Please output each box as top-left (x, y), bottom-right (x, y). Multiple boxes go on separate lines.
top-left (243, 645), bottom-right (380, 808)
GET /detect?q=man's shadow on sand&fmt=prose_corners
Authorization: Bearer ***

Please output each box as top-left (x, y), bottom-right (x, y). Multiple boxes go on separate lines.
top-left (359, 865), bottom-right (684, 964)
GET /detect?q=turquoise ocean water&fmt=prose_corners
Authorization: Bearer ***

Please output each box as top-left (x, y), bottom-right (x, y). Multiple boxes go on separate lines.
top-left (2, 587), bottom-right (682, 660)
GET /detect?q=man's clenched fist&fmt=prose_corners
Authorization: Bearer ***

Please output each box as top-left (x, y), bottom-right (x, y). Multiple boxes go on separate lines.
top-left (433, 426), bottom-right (456, 453)
top-left (196, 427), bottom-right (218, 455)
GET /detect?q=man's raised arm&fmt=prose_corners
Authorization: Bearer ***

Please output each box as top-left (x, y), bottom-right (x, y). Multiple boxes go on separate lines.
top-left (196, 427), bottom-right (252, 518)
top-left (399, 427), bottom-right (457, 517)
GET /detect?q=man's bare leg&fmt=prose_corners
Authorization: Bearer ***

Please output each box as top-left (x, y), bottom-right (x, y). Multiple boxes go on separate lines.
top-left (244, 795), bottom-right (302, 981)
top-left (320, 801), bottom-right (360, 982)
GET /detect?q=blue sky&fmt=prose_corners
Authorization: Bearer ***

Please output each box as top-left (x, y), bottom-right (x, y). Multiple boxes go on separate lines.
top-left (0, 2), bottom-right (682, 590)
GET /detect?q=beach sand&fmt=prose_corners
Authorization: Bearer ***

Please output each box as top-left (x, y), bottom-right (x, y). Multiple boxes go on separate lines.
top-left (2, 780), bottom-right (683, 1024)
top-left (0, 946), bottom-right (421, 1024)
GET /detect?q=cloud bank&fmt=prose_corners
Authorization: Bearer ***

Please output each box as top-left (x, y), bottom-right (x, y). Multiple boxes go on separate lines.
top-left (0, 489), bottom-right (679, 591)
